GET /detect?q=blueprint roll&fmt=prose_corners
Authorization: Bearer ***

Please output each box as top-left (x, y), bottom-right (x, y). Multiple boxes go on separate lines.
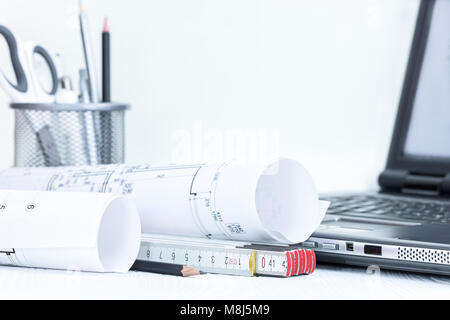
top-left (0, 159), bottom-right (328, 244)
top-left (213, 159), bottom-right (329, 243)
top-left (0, 190), bottom-right (141, 273)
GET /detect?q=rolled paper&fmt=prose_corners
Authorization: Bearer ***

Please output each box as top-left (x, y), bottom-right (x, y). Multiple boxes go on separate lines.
top-left (0, 159), bottom-right (328, 244)
top-left (0, 190), bottom-right (141, 272)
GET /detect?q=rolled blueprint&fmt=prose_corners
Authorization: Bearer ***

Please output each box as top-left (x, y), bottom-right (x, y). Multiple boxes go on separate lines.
top-left (0, 159), bottom-right (328, 244)
top-left (0, 190), bottom-right (141, 272)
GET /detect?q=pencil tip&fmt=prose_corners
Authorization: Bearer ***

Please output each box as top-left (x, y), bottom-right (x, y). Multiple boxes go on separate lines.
top-left (181, 266), bottom-right (201, 277)
top-left (103, 17), bottom-right (109, 32)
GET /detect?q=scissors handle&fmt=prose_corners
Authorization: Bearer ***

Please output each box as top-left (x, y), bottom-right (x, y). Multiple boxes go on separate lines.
top-left (33, 45), bottom-right (58, 95)
top-left (0, 25), bottom-right (28, 93)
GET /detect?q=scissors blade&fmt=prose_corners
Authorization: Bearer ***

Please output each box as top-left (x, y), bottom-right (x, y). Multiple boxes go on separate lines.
top-left (35, 125), bottom-right (62, 166)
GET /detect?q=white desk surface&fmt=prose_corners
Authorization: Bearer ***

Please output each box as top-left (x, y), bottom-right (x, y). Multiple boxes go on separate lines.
top-left (0, 262), bottom-right (449, 299)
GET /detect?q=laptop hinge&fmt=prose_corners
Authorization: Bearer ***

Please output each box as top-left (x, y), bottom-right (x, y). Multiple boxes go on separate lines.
top-left (379, 169), bottom-right (450, 197)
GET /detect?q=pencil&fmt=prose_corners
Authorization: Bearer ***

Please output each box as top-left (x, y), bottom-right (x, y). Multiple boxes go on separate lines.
top-left (131, 260), bottom-right (201, 277)
top-left (101, 17), bottom-right (112, 163)
top-left (102, 17), bottom-right (110, 102)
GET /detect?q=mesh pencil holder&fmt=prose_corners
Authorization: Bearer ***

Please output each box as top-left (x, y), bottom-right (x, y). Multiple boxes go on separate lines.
top-left (11, 103), bottom-right (129, 167)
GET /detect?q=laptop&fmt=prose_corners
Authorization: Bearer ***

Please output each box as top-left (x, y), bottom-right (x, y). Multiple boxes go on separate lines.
top-left (300, 0), bottom-right (450, 275)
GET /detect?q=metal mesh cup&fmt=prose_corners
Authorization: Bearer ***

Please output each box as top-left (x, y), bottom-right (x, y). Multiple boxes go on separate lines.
top-left (11, 103), bottom-right (129, 167)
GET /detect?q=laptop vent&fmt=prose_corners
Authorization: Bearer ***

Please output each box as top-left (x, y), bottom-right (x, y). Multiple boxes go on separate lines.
top-left (397, 247), bottom-right (450, 265)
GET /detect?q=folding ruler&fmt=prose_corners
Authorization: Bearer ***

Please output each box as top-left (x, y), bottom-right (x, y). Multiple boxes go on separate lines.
top-left (136, 235), bottom-right (316, 277)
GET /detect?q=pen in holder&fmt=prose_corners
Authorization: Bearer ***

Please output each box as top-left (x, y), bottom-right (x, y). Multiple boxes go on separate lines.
top-left (11, 103), bottom-right (129, 167)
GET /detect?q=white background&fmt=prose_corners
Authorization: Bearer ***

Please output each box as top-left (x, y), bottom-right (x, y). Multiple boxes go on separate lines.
top-left (1, 1), bottom-right (449, 300)
top-left (1, 263), bottom-right (449, 300)
top-left (0, 0), bottom-right (418, 193)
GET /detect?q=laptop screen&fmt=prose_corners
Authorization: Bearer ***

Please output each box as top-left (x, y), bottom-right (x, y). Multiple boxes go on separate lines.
top-left (403, 0), bottom-right (450, 159)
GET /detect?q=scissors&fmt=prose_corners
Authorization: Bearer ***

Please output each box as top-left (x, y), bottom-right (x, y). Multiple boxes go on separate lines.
top-left (0, 25), bottom-right (60, 103)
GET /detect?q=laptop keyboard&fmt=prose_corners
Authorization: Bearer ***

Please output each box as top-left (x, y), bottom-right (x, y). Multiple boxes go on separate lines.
top-left (323, 194), bottom-right (450, 224)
